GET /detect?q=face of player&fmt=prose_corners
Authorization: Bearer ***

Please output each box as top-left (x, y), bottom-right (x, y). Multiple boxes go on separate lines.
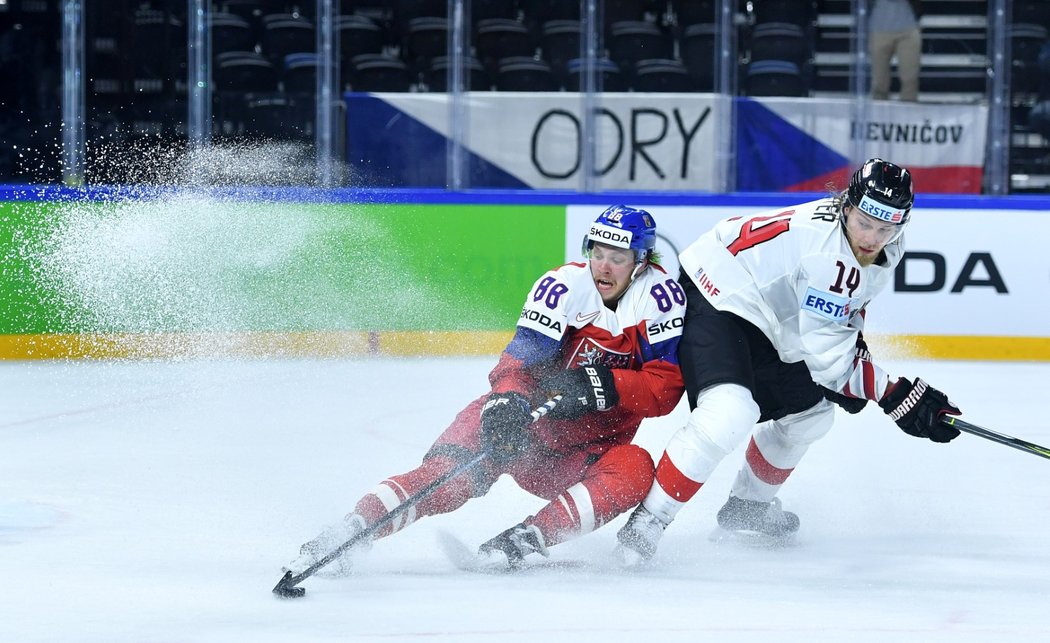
top-left (842, 205), bottom-right (902, 267)
top-left (589, 243), bottom-right (640, 305)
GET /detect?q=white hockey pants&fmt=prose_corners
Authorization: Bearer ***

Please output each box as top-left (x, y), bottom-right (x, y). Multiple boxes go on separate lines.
top-left (730, 398), bottom-right (835, 502)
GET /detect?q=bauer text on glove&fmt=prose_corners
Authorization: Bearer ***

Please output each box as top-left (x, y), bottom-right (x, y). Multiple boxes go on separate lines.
top-left (540, 365), bottom-right (620, 420)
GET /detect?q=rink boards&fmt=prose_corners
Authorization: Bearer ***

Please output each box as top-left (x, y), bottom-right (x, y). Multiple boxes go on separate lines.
top-left (0, 188), bottom-right (1046, 361)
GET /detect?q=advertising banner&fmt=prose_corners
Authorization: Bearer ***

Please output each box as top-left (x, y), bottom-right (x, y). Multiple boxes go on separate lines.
top-left (347, 92), bottom-right (720, 191)
top-left (348, 94), bottom-right (987, 194)
top-left (736, 98), bottom-right (989, 194)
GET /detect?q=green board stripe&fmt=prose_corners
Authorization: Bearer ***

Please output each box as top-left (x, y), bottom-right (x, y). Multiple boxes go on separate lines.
top-left (0, 200), bottom-right (565, 334)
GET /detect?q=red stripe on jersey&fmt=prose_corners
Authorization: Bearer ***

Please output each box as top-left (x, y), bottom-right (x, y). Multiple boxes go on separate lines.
top-left (863, 359), bottom-right (876, 400)
top-left (654, 452), bottom-right (703, 502)
top-left (745, 438), bottom-right (794, 485)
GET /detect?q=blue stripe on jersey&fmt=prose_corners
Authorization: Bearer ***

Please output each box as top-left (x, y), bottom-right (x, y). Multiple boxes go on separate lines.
top-left (638, 335), bottom-right (682, 366)
top-left (506, 327), bottom-right (562, 367)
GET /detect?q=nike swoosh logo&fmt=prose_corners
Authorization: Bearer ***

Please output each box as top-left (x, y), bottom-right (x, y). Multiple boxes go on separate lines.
top-left (575, 311), bottom-right (600, 324)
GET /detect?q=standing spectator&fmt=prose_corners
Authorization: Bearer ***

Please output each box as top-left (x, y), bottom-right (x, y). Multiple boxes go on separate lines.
top-left (870, 0), bottom-right (922, 101)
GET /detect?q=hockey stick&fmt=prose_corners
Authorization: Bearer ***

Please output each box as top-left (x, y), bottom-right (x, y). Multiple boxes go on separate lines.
top-left (272, 395), bottom-right (561, 598)
top-left (942, 417), bottom-right (1050, 461)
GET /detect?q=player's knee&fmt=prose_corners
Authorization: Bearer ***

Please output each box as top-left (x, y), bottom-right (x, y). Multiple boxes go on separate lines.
top-left (588, 444), bottom-right (655, 506)
top-left (687, 383), bottom-right (761, 455)
top-left (774, 399), bottom-right (835, 445)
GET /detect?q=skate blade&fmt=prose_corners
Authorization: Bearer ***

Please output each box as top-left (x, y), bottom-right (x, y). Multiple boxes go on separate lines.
top-left (708, 526), bottom-right (797, 549)
top-left (612, 543), bottom-right (651, 569)
top-left (437, 530), bottom-right (588, 574)
top-left (438, 530), bottom-right (508, 573)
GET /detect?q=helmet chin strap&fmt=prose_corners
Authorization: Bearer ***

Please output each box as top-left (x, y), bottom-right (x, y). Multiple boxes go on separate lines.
top-left (627, 254), bottom-right (651, 285)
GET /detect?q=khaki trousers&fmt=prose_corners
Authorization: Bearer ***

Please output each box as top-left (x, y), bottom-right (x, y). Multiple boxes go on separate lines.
top-left (869, 27), bottom-right (922, 101)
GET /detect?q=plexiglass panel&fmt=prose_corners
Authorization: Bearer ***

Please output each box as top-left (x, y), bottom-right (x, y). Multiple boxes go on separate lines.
top-left (0, 0), bottom-right (1041, 193)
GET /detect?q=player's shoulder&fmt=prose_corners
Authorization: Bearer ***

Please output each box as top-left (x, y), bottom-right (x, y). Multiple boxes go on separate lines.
top-left (790, 199), bottom-right (848, 246)
top-left (523, 262), bottom-right (601, 313)
top-left (789, 198), bottom-right (841, 227)
top-left (627, 264), bottom-right (687, 313)
top-left (528, 262), bottom-right (588, 287)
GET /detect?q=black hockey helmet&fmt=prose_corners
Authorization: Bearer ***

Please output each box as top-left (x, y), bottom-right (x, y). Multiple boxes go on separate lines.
top-left (846, 158), bottom-right (914, 226)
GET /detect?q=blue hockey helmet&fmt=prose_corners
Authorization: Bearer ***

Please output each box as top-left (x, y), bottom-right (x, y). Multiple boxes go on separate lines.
top-left (582, 205), bottom-right (657, 264)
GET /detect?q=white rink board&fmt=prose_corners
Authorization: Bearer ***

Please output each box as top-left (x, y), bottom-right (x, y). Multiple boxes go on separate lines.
top-left (568, 205), bottom-right (1050, 338)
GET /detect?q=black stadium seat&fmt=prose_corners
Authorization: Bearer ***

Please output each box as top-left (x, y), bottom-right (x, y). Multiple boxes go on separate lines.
top-left (214, 51), bottom-right (279, 93)
top-left (564, 57), bottom-right (627, 91)
top-left (426, 55), bottom-right (491, 91)
top-left (496, 56), bottom-right (557, 91)
top-left (680, 22), bottom-right (716, 91)
top-left (608, 21), bottom-right (673, 73)
top-left (745, 59), bottom-right (806, 96)
top-left (261, 13), bottom-right (315, 62)
top-left (748, 22), bottom-right (809, 66)
top-left (540, 20), bottom-right (582, 76)
top-left (350, 55), bottom-right (414, 92)
top-left (403, 17), bottom-right (449, 69)
top-left (475, 19), bottom-right (534, 68)
top-left (210, 12), bottom-right (256, 56)
top-left (282, 53), bottom-right (318, 94)
top-left (633, 58), bottom-right (694, 92)
top-left (337, 14), bottom-right (385, 63)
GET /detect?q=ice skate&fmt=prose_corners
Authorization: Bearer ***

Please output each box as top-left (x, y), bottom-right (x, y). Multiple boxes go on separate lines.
top-left (614, 505), bottom-right (667, 567)
top-left (713, 496), bottom-right (799, 545)
top-left (283, 513), bottom-right (370, 578)
top-left (474, 523), bottom-right (549, 570)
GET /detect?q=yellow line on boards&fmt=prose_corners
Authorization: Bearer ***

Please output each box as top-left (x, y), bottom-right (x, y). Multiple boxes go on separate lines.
top-left (0, 332), bottom-right (514, 360)
top-left (867, 334), bottom-right (1050, 362)
top-left (0, 333), bottom-right (1047, 361)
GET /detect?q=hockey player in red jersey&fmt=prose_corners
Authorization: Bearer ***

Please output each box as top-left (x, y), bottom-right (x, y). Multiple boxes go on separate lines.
top-left (284, 205), bottom-right (685, 574)
top-left (616, 158), bottom-right (962, 565)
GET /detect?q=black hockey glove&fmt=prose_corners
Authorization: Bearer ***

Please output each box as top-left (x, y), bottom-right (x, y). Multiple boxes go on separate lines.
top-left (878, 377), bottom-right (961, 443)
top-left (822, 387), bottom-right (868, 414)
top-left (479, 392), bottom-right (534, 463)
top-left (540, 365), bottom-right (620, 420)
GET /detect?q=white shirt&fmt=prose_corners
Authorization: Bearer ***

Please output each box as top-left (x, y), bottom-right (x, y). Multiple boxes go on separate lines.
top-left (678, 198), bottom-right (901, 400)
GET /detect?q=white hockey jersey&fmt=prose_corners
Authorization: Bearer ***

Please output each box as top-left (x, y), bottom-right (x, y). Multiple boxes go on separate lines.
top-left (490, 260), bottom-right (686, 450)
top-left (678, 198), bottom-right (900, 401)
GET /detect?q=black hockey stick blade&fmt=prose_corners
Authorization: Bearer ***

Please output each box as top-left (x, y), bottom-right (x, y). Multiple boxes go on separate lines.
top-left (269, 395), bottom-right (562, 597)
top-left (943, 417), bottom-right (1050, 461)
top-left (272, 572), bottom-right (306, 599)
top-left (270, 454), bottom-right (485, 598)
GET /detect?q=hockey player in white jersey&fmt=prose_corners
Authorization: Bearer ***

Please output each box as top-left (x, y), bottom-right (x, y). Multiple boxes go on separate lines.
top-left (616, 158), bottom-right (962, 565)
top-left (283, 206), bottom-right (685, 575)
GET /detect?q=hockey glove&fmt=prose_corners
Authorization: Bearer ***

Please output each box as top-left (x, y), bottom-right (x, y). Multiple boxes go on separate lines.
top-left (822, 387), bottom-right (868, 414)
top-left (480, 392), bottom-right (534, 463)
top-left (540, 365), bottom-right (620, 420)
top-left (878, 377), bottom-right (961, 443)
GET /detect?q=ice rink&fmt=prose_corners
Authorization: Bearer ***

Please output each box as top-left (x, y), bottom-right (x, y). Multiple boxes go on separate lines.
top-left (3, 356), bottom-right (1049, 642)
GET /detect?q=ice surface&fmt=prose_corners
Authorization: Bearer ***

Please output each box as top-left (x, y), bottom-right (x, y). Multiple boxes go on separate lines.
top-left (2, 357), bottom-right (1049, 642)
